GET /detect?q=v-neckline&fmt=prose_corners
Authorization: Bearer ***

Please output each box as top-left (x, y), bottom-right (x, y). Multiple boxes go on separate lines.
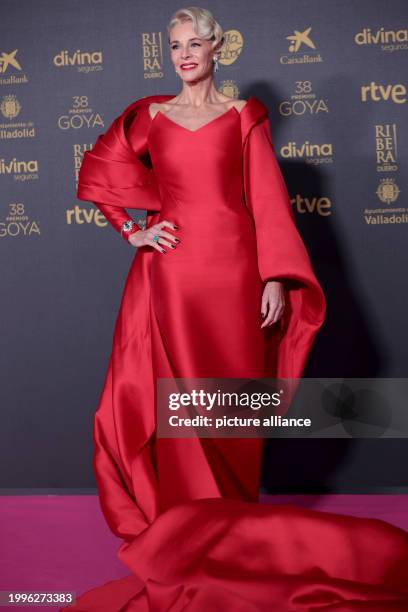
top-left (149, 97), bottom-right (251, 134)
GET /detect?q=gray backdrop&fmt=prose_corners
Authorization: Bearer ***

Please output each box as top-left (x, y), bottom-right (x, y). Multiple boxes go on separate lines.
top-left (1, 0), bottom-right (407, 493)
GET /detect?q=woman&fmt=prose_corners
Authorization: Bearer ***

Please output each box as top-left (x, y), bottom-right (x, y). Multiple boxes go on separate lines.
top-left (66, 7), bottom-right (408, 611)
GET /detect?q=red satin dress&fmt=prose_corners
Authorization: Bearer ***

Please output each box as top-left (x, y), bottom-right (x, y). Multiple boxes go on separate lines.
top-left (64, 95), bottom-right (408, 611)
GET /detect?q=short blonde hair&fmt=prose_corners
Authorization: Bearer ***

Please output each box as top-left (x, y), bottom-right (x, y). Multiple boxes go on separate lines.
top-left (167, 6), bottom-right (224, 54)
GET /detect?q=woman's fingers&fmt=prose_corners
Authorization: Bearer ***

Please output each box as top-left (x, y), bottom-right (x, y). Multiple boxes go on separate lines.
top-left (157, 220), bottom-right (178, 232)
top-left (261, 304), bottom-right (276, 328)
top-left (261, 302), bottom-right (284, 328)
top-left (155, 220), bottom-right (179, 238)
top-left (261, 286), bottom-right (285, 328)
top-left (148, 233), bottom-right (177, 248)
top-left (152, 229), bottom-right (179, 244)
top-left (144, 220), bottom-right (180, 253)
top-left (145, 238), bottom-right (167, 253)
top-left (148, 220), bottom-right (180, 250)
top-left (128, 220), bottom-right (180, 252)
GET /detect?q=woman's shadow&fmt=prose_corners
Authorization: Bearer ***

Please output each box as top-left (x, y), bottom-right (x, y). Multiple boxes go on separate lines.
top-left (244, 81), bottom-right (384, 497)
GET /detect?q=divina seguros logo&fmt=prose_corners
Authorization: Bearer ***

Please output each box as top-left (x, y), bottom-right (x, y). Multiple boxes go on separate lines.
top-left (354, 27), bottom-right (408, 52)
top-left (0, 157), bottom-right (39, 181)
top-left (280, 140), bottom-right (333, 165)
top-left (53, 49), bottom-right (103, 73)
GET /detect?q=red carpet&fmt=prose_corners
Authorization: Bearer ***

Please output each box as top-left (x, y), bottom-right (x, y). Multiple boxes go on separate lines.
top-left (0, 494), bottom-right (407, 611)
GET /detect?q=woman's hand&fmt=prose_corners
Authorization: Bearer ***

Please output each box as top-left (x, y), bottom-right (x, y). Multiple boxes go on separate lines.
top-left (128, 220), bottom-right (180, 252)
top-left (261, 281), bottom-right (285, 328)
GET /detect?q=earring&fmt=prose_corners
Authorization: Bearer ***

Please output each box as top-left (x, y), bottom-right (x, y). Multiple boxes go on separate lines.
top-left (213, 56), bottom-right (219, 72)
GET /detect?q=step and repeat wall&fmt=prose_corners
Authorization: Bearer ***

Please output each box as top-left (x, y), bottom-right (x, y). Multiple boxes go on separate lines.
top-left (1, 0), bottom-right (407, 492)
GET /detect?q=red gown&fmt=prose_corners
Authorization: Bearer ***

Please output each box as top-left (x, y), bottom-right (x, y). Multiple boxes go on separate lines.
top-left (64, 94), bottom-right (408, 611)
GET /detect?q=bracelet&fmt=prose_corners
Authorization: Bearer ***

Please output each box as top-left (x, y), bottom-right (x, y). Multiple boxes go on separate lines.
top-left (120, 219), bottom-right (141, 242)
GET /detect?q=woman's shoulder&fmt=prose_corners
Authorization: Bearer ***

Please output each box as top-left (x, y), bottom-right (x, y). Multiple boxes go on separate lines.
top-left (146, 95), bottom-right (254, 121)
top-left (113, 94), bottom-right (269, 140)
top-left (117, 93), bottom-right (268, 117)
top-left (231, 98), bottom-right (248, 113)
top-left (114, 95), bottom-right (174, 126)
top-left (118, 93), bottom-right (267, 116)
top-left (221, 95), bottom-right (268, 116)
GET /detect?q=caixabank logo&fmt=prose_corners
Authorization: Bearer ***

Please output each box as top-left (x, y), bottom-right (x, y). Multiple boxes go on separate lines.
top-left (0, 49), bottom-right (29, 85)
top-left (280, 26), bottom-right (323, 65)
top-left (53, 49), bottom-right (103, 73)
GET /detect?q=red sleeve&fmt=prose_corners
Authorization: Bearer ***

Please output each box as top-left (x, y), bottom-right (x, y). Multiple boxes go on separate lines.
top-left (243, 116), bottom-right (307, 283)
top-left (77, 99), bottom-right (162, 239)
top-left (92, 201), bottom-right (140, 237)
top-left (243, 113), bottom-right (326, 379)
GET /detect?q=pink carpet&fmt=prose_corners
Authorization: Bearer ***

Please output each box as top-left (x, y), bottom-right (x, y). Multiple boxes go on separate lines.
top-left (0, 494), bottom-right (407, 610)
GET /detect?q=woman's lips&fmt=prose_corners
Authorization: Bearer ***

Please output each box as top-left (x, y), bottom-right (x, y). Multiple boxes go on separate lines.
top-left (180, 63), bottom-right (198, 70)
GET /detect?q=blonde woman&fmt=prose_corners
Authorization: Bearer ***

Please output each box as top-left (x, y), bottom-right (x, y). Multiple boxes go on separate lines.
top-left (67, 7), bottom-right (408, 612)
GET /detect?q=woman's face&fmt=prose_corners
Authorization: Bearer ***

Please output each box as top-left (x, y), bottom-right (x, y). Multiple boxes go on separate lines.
top-left (169, 20), bottom-right (216, 82)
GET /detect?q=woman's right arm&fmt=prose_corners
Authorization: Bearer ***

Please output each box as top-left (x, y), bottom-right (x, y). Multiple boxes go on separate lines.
top-left (77, 98), bottom-right (179, 251)
top-left (93, 201), bottom-right (178, 252)
top-left (77, 99), bottom-right (162, 235)
top-left (92, 201), bottom-right (141, 242)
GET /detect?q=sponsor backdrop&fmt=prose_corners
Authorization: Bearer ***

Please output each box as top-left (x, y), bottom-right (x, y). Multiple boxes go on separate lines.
top-left (1, 0), bottom-right (407, 492)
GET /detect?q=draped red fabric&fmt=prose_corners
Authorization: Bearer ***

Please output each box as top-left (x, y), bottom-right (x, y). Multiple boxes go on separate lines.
top-left (63, 95), bottom-right (408, 611)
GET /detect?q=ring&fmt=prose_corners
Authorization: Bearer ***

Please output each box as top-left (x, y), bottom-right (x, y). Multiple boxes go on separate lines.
top-left (152, 235), bottom-right (160, 242)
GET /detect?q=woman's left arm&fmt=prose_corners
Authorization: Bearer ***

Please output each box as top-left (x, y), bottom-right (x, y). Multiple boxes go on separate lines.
top-left (242, 114), bottom-right (325, 330)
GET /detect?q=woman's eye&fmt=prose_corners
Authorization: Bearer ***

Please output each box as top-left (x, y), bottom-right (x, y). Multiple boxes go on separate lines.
top-left (171, 43), bottom-right (201, 50)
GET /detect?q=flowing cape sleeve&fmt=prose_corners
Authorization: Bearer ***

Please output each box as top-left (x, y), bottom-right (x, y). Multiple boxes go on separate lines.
top-left (241, 97), bottom-right (326, 380)
top-left (76, 97), bottom-right (162, 215)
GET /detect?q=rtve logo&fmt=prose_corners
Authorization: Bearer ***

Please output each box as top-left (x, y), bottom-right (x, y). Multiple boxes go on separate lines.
top-left (361, 82), bottom-right (406, 104)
